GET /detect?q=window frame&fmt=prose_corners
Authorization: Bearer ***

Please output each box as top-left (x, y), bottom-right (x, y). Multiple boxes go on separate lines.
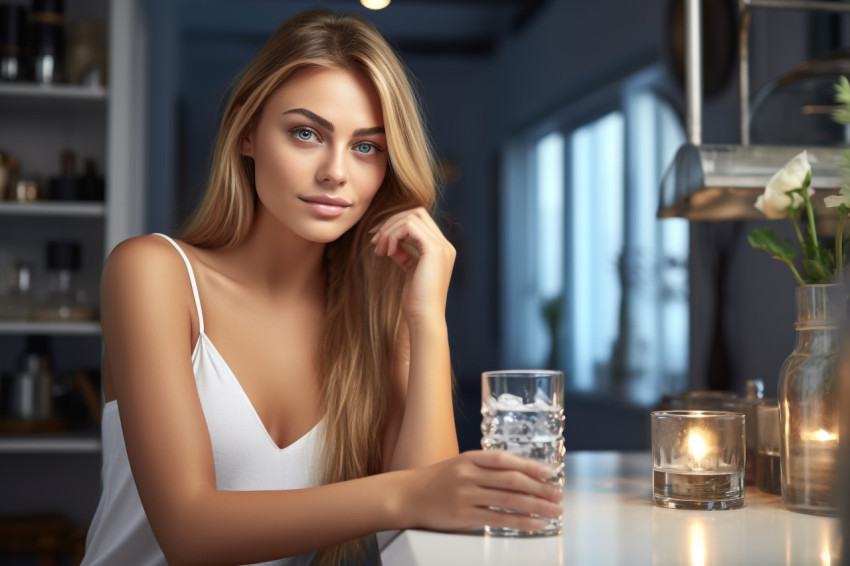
top-left (498, 65), bottom-right (688, 404)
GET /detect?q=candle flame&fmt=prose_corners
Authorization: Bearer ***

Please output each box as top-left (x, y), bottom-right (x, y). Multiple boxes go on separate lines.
top-left (821, 550), bottom-right (831, 566)
top-left (812, 429), bottom-right (837, 442)
top-left (688, 431), bottom-right (707, 461)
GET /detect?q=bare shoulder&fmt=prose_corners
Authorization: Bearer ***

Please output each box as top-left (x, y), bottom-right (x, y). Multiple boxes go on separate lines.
top-left (100, 234), bottom-right (198, 335)
top-left (102, 234), bottom-right (198, 291)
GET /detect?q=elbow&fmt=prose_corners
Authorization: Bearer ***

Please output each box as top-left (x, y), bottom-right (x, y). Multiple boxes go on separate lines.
top-left (147, 496), bottom-right (227, 566)
top-left (156, 528), bottom-right (216, 566)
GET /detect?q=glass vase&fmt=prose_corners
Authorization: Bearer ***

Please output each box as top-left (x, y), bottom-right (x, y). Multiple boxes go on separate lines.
top-left (778, 284), bottom-right (841, 516)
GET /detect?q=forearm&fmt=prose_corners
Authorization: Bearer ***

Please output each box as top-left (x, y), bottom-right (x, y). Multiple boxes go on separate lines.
top-left (154, 470), bottom-right (410, 566)
top-left (388, 316), bottom-right (458, 471)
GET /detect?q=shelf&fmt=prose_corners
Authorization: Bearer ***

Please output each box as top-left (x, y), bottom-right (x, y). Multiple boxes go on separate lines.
top-left (0, 82), bottom-right (107, 102)
top-left (0, 433), bottom-right (101, 454)
top-left (0, 321), bottom-right (101, 335)
top-left (0, 201), bottom-right (106, 217)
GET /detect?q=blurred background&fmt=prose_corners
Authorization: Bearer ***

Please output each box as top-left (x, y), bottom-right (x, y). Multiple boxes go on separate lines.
top-left (1, 0), bottom-right (849, 562)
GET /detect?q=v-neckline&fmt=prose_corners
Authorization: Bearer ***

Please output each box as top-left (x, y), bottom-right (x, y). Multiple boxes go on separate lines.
top-left (193, 332), bottom-right (323, 452)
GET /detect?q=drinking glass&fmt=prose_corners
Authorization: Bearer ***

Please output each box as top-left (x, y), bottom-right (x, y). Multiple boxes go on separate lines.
top-left (480, 369), bottom-right (565, 536)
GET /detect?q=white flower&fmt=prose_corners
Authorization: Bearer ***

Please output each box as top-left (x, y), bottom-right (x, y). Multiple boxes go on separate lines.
top-left (754, 151), bottom-right (813, 219)
top-left (824, 185), bottom-right (850, 211)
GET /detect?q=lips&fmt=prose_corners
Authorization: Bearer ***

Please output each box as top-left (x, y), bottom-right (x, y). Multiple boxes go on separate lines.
top-left (299, 195), bottom-right (351, 218)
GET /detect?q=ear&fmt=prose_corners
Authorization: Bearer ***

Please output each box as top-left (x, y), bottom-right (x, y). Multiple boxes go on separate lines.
top-left (240, 130), bottom-right (254, 157)
top-left (233, 104), bottom-right (254, 157)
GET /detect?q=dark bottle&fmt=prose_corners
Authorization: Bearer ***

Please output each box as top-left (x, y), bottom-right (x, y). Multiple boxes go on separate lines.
top-left (48, 150), bottom-right (78, 201)
top-left (29, 0), bottom-right (65, 84)
top-left (0, 4), bottom-right (28, 82)
top-left (78, 157), bottom-right (105, 201)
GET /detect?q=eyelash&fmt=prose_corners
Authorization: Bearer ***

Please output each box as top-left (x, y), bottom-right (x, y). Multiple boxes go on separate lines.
top-left (288, 126), bottom-right (385, 155)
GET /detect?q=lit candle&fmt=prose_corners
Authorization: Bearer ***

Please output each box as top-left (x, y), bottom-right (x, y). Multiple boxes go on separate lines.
top-left (687, 430), bottom-right (708, 471)
top-left (806, 429), bottom-right (838, 443)
top-left (784, 427), bottom-right (839, 514)
top-left (651, 411), bottom-right (746, 510)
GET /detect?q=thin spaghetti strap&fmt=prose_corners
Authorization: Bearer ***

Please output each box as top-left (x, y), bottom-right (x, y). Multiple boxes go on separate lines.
top-left (152, 233), bottom-right (205, 334)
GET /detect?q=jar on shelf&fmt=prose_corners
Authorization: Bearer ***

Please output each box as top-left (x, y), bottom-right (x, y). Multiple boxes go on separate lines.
top-left (0, 261), bottom-right (34, 320)
top-left (31, 241), bottom-right (95, 322)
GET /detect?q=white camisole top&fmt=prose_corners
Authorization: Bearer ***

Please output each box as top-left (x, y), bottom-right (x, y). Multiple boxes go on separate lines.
top-left (81, 233), bottom-right (323, 566)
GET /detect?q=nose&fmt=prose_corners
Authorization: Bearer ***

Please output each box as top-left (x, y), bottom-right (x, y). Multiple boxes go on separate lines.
top-left (318, 144), bottom-right (347, 186)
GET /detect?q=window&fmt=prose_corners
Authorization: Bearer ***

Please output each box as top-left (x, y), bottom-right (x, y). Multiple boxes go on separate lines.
top-left (500, 67), bottom-right (688, 405)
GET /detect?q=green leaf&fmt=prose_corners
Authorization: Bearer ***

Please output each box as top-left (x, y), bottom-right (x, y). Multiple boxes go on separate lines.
top-left (834, 77), bottom-right (850, 124)
top-left (747, 227), bottom-right (796, 260)
top-left (833, 108), bottom-right (850, 125)
top-left (803, 258), bottom-right (830, 282)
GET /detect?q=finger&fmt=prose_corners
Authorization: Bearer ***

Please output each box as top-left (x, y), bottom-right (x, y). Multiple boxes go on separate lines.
top-left (475, 468), bottom-right (563, 504)
top-left (471, 507), bottom-right (553, 532)
top-left (377, 215), bottom-right (430, 258)
top-left (467, 450), bottom-right (555, 480)
top-left (472, 487), bottom-right (563, 520)
top-left (387, 239), bottom-right (420, 271)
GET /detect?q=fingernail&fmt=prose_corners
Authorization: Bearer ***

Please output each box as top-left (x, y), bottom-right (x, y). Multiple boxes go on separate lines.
top-left (368, 225), bottom-right (379, 234)
top-left (370, 234), bottom-right (378, 243)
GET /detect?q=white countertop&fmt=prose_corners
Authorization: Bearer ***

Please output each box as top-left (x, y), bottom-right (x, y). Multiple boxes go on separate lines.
top-left (378, 451), bottom-right (841, 566)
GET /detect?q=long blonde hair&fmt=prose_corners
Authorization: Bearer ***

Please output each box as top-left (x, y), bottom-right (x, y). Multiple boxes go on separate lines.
top-left (180, 9), bottom-right (438, 565)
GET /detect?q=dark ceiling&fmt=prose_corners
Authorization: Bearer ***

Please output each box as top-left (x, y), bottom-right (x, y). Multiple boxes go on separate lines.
top-left (179, 0), bottom-right (551, 55)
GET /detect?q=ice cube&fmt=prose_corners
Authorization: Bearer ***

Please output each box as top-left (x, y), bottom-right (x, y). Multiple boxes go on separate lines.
top-left (532, 388), bottom-right (553, 409)
top-left (493, 393), bottom-right (524, 409)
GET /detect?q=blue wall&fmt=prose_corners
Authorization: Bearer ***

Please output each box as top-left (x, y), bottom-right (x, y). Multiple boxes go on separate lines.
top-left (143, 0), bottom-right (830, 450)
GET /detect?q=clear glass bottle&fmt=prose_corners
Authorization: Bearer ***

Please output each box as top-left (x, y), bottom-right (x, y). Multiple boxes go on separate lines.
top-left (0, 261), bottom-right (33, 320)
top-left (32, 241), bottom-right (94, 321)
top-left (778, 284), bottom-right (840, 516)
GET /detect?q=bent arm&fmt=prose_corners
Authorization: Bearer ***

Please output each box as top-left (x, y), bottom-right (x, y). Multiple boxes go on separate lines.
top-left (373, 209), bottom-right (459, 471)
top-left (101, 237), bottom-right (408, 564)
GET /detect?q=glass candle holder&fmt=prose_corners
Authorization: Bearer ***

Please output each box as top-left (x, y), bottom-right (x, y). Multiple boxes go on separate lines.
top-left (651, 410), bottom-right (745, 510)
top-left (756, 401), bottom-right (782, 495)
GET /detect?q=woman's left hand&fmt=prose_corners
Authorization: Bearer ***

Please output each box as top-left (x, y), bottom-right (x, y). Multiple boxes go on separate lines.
top-left (370, 207), bottom-right (456, 323)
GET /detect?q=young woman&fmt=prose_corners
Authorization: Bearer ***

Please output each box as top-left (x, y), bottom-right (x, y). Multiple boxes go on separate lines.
top-left (82, 9), bottom-right (562, 566)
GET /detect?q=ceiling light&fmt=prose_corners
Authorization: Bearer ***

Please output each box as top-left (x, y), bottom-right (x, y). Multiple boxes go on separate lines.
top-left (361, 0), bottom-right (391, 10)
top-left (658, 0), bottom-right (850, 221)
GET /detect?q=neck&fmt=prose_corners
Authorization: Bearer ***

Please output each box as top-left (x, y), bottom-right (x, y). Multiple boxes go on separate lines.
top-left (223, 208), bottom-right (327, 297)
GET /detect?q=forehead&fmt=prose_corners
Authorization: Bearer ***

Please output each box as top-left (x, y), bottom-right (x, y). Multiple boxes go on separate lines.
top-left (263, 66), bottom-right (384, 128)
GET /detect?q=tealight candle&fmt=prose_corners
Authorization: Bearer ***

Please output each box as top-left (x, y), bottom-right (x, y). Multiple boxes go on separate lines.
top-left (651, 410), bottom-right (746, 510)
top-left (782, 425), bottom-right (839, 515)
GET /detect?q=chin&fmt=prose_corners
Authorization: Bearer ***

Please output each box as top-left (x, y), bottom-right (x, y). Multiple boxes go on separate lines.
top-left (298, 224), bottom-right (356, 245)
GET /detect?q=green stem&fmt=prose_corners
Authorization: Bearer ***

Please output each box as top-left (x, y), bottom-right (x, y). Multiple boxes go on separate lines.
top-left (801, 183), bottom-right (820, 254)
top-left (789, 212), bottom-right (805, 248)
top-left (778, 257), bottom-right (806, 286)
top-left (836, 213), bottom-right (848, 284)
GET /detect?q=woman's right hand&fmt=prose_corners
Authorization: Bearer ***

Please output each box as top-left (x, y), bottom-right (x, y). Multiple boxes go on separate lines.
top-left (396, 450), bottom-right (563, 532)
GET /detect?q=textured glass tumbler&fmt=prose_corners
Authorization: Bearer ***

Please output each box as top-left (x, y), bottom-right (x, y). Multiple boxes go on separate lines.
top-left (652, 411), bottom-right (745, 510)
top-left (481, 370), bottom-right (565, 536)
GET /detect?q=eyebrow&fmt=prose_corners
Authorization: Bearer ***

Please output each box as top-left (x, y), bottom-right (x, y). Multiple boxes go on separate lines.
top-left (282, 108), bottom-right (385, 138)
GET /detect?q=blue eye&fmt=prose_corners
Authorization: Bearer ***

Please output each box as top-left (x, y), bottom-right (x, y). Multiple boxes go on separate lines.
top-left (354, 142), bottom-right (375, 154)
top-left (291, 127), bottom-right (317, 142)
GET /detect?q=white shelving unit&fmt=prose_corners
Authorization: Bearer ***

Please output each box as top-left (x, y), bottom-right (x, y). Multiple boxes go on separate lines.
top-left (0, 434), bottom-right (101, 454)
top-left (0, 321), bottom-right (102, 335)
top-left (0, 201), bottom-right (106, 217)
top-left (0, 0), bottom-right (147, 532)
